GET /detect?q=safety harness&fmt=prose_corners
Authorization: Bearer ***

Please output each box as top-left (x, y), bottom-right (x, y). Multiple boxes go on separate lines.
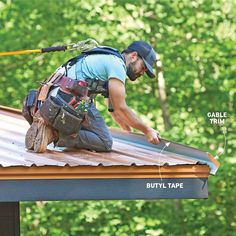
top-left (62, 46), bottom-right (125, 97)
top-left (22, 46), bottom-right (125, 135)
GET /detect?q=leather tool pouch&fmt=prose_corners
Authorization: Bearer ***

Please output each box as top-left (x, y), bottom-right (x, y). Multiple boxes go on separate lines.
top-left (39, 96), bottom-right (61, 125)
top-left (53, 107), bottom-right (83, 134)
top-left (67, 80), bottom-right (88, 97)
top-left (22, 73), bottom-right (63, 124)
top-left (22, 90), bottom-right (38, 124)
top-left (39, 96), bottom-right (83, 135)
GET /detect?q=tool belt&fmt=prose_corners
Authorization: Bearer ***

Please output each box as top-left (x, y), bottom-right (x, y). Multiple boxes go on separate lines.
top-left (37, 73), bottom-right (90, 135)
top-left (57, 76), bottom-right (88, 97)
top-left (22, 72), bottom-right (110, 128)
top-left (37, 73), bottom-right (89, 102)
top-left (39, 95), bottom-right (85, 135)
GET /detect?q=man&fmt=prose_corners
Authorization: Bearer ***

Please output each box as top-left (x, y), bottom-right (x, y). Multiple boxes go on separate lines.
top-left (25, 40), bottom-right (160, 153)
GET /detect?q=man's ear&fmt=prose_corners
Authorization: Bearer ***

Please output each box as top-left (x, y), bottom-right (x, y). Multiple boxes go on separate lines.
top-left (130, 51), bottom-right (138, 61)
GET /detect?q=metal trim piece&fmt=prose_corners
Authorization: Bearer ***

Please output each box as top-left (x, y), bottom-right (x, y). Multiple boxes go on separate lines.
top-left (0, 178), bottom-right (208, 201)
top-left (0, 165), bottom-right (210, 180)
top-left (111, 128), bottom-right (220, 175)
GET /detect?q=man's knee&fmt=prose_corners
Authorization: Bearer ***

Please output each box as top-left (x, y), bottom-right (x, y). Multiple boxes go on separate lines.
top-left (103, 138), bottom-right (113, 152)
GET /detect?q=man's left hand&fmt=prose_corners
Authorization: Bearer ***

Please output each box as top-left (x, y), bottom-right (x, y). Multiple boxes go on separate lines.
top-left (145, 128), bottom-right (160, 144)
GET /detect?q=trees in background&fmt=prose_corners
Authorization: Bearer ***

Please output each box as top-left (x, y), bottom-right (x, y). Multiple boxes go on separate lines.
top-left (1, 0), bottom-right (235, 235)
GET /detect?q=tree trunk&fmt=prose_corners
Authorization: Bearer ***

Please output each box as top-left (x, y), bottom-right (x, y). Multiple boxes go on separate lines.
top-left (155, 62), bottom-right (172, 130)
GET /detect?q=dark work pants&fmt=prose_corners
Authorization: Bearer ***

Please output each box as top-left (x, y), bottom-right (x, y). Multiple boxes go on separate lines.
top-left (56, 103), bottom-right (113, 152)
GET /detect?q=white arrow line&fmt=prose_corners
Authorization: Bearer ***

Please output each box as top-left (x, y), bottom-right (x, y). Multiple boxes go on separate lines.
top-left (158, 142), bottom-right (171, 181)
top-left (215, 127), bottom-right (227, 159)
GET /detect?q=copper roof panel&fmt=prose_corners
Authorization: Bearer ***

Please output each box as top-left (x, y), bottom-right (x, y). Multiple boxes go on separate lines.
top-left (0, 106), bottom-right (220, 174)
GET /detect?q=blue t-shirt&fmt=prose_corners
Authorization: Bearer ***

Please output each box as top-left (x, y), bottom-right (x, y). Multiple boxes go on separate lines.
top-left (52, 54), bottom-right (126, 98)
top-left (69, 54), bottom-right (127, 84)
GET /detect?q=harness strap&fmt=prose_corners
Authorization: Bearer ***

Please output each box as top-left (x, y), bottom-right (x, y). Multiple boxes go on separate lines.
top-left (55, 76), bottom-right (88, 97)
top-left (85, 78), bottom-right (107, 90)
top-left (62, 46), bottom-right (125, 75)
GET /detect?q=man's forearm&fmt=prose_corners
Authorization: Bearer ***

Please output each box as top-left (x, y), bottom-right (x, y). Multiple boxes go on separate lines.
top-left (114, 105), bottom-right (151, 134)
top-left (110, 112), bottom-right (132, 131)
top-left (108, 79), bottom-right (160, 144)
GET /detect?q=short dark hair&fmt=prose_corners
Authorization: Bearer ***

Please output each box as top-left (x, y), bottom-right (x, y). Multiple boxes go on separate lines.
top-left (121, 48), bottom-right (135, 54)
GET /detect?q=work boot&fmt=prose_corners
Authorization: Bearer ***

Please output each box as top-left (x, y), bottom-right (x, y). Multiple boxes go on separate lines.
top-left (25, 111), bottom-right (58, 153)
top-left (33, 124), bottom-right (56, 153)
top-left (25, 111), bottom-right (41, 150)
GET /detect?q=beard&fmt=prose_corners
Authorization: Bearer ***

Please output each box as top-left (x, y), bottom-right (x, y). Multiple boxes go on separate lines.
top-left (126, 60), bottom-right (140, 81)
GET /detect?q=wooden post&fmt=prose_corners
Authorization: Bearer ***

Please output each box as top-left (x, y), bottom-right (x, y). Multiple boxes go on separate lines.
top-left (0, 202), bottom-right (20, 236)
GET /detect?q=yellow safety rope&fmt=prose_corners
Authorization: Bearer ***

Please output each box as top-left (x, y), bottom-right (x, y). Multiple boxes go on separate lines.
top-left (0, 49), bottom-right (41, 56)
top-left (0, 38), bottom-right (99, 57)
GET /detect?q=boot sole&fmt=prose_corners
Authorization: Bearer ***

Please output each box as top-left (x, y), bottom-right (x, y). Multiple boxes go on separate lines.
top-left (33, 124), bottom-right (48, 153)
top-left (25, 122), bottom-right (38, 150)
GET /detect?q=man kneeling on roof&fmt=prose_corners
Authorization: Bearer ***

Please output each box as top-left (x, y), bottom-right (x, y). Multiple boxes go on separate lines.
top-left (23, 41), bottom-right (160, 153)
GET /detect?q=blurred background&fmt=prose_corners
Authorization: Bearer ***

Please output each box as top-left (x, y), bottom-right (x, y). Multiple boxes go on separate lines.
top-left (0, 0), bottom-right (235, 235)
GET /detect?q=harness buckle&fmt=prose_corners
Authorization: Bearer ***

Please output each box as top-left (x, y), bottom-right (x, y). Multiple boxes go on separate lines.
top-left (66, 39), bottom-right (99, 52)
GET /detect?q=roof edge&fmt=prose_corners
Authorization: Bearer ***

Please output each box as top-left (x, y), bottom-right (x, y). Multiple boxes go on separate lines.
top-left (0, 165), bottom-right (210, 180)
top-left (207, 153), bottom-right (221, 175)
top-left (0, 105), bottom-right (21, 114)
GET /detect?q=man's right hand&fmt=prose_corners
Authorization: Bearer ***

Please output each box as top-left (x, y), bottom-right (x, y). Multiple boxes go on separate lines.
top-left (144, 128), bottom-right (160, 144)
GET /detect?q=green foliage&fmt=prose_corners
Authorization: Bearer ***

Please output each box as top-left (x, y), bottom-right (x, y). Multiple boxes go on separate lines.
top-left (1, 0), bottom-right (235, 235)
